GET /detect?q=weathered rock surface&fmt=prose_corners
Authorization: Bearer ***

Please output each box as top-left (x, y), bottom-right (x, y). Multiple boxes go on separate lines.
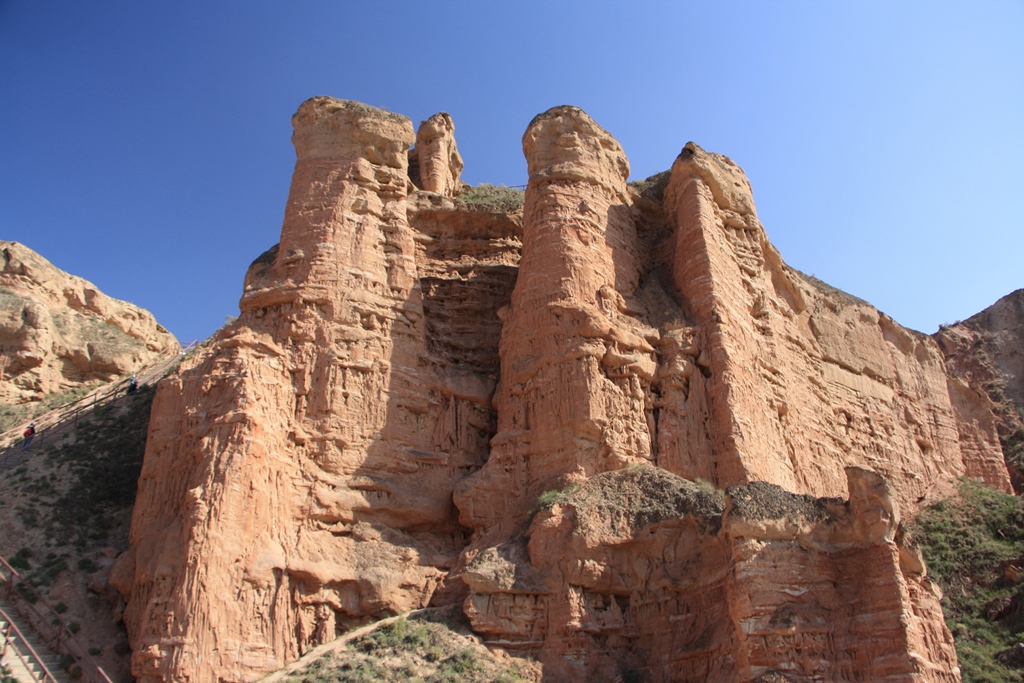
top-left (121, 98), bottom-right (1012, 681)
top-left (936, 289), bottom-right (1024, 490)
top-left (0, 241), bottom-right (179, 403)
top-left (661, 142), bottom-right (1011, 506)
top-left (462, 466), bottom-right (956, 681)
top-left (454, 106), bottom-right (654, 539)
top-left (118, 98), bottom-right (519, 683)
top-left (409, 112), bottom-right (464, 197)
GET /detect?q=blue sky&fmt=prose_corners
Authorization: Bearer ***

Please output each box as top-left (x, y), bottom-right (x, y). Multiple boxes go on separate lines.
top-left (1, 1), bottom-right (1022, 343)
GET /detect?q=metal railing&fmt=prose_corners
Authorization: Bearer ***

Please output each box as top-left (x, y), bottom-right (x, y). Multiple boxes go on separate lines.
top-left (0, 601), bottom-right (61, 683)
top-left (1, 556), bottom-right (112, 683)
top-left (0, 341), bottom-right (198, 467)
top-left (0, 340), bottom-right (200, 680)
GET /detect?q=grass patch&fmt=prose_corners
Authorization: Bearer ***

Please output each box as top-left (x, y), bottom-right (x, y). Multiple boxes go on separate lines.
top-left (0, 385), bottom-right (93, 434)
top-left (40, 385), bottom-right (154, 546)
top-left (283, 616), bottom-right (534, 683)
top-left (911, 479), bottom-right (1024, 682)
top-left (455, 184), bottom-right (524, 213)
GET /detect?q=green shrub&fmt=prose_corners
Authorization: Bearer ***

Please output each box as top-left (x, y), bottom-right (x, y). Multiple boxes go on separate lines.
top-left (912, 479), bottom-right (1024, 682)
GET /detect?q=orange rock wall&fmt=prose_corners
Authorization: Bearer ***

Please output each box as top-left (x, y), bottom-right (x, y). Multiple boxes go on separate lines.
top-left (937, 289), bottom-right (1024, 490)
top-left (119, 99), bottom-right (517, 682)
top-left (663, 144), bottom-right (1011, 507)
top-left (455, 107), bottom-right (657, 536)
top-left (409, 112), bottom-right (464, 196)
top-left (0, 241), bottom-right (179, 402)
top-left (121, 98), bottom-right (1010, 682)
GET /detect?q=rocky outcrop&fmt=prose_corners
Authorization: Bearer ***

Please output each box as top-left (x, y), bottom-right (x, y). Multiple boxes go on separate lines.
top-left (454, 106), bottom-right (654, 538)
top-left (121, 98), bottom-right (1011, 682)
top-left (936, 289), bottom-right (1024, 490)
top-left (463, 466), bottom-right (957, 682)
top-left (0, 241), bottom-right (179, 403)
top-left (409, 112), bottom-right (464, 196)
top-left (117, 98), bottom-right (519, 683)
top-left (453, 107), bottom-right (978, 681)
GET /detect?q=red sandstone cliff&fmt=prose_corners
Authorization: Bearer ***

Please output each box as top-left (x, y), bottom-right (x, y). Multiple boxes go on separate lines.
top-left (117, 98), bottom-right (1011, 682)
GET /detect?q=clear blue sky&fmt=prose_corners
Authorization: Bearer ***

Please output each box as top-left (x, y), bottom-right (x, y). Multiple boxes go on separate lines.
top-left (2, 2), bottom-right (1022, 343)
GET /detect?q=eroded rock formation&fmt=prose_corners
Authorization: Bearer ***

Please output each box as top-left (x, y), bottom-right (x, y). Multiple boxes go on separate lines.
top-left (117, 98), bottom-right (519, 683)
top-left (120, 97), bottom-right (1013, 682)
top-left (0, 241), bottom-right (179, 403)
top-left (409, 112), bottom-right (464, 196)
top-left (463, 466), bottom-right (956, 681)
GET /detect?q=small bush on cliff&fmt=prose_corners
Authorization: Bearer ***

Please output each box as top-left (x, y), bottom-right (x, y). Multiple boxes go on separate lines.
top-left (455, 184), bottom-right (524, 213)
top-left (912, 479), bottom-right (1024, 682)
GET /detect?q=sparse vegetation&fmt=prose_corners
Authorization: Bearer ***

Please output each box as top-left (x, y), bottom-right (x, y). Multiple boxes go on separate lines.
top-left (911, 479), bottom-right (1024, 682)
top-left (282, 615), bottom-right (535, 683)
top-left (533, 484), bottom-right (579, 513)
top-left (1002, 423), bottom-right (1024, 476)
top-left (628, 170), bottom-right (670, 202)
top-left (280, 614), bottom-right (536, 683)
top-left (44, 384), bottom-right (155, 546)
top-left (455, 184), bottom-right (524, 213)
top-left (1, 384), bottom-right (155, 603)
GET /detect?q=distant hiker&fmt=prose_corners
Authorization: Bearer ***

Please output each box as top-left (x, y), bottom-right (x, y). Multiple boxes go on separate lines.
top-left (127, 375), bottom-right (138, 396)
top-left (21, 423), bottom-right (35, 451)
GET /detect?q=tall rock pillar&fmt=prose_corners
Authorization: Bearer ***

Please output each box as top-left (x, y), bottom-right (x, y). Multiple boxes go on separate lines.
top-left (455, 105), bottom-right (656, 535)
top-left (119, 98), bottom-right (470, 683)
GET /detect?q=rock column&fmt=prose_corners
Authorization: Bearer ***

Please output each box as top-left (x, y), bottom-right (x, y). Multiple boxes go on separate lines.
top-left (409, 112), bottom-right (464, 196)
top-left (455, 106), bottom-right (656, 534)
top-left (120, 98), bottom-right (468, 683)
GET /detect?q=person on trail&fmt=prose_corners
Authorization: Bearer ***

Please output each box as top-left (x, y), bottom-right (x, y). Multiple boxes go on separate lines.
top-left (21, 423), bottom-right (35, 451)
top-left (127, 375), bottom-right (138, 396)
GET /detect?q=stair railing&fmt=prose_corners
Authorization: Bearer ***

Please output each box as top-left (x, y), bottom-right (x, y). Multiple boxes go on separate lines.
top-left (0, 602), bottom-right (60, 683)
top-left (0, 341), bottom-right (198, 466)
top-left (1, 557), bottom-right (113, 683)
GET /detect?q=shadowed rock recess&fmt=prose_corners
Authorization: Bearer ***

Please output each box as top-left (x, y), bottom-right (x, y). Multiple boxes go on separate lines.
top-left (118, 98), bottom-right (1011, 682)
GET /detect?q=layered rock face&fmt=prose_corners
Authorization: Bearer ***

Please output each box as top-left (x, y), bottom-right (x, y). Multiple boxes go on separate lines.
top-left (0, 241), bottom-right (179, 403)
top-left (936, 289), bottom-right (1024, 490)
top-left (122, 98), bottom-right (1010, 682)
top-left (660, 143), bottom-right (1011, 507)
top-left (454, 108), bottom-right (978, 681)
top-left (465, 466), bottom-right (956, 682)
top-left (455, 107), bottom-right (656, 537)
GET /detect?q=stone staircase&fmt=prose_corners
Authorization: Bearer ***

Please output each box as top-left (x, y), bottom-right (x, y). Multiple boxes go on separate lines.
top-left (0, 600), bottom-right (67, 683)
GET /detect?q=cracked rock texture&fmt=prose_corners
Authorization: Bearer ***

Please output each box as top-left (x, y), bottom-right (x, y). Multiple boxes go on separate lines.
top-left (121, 99), bottom-right (1013, 682)
top-left (0, 241), bottom-right (179, 403)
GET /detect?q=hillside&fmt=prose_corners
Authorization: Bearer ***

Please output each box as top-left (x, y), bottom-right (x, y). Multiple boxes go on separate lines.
top-left (0, 241), bottom-right (179, 408)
